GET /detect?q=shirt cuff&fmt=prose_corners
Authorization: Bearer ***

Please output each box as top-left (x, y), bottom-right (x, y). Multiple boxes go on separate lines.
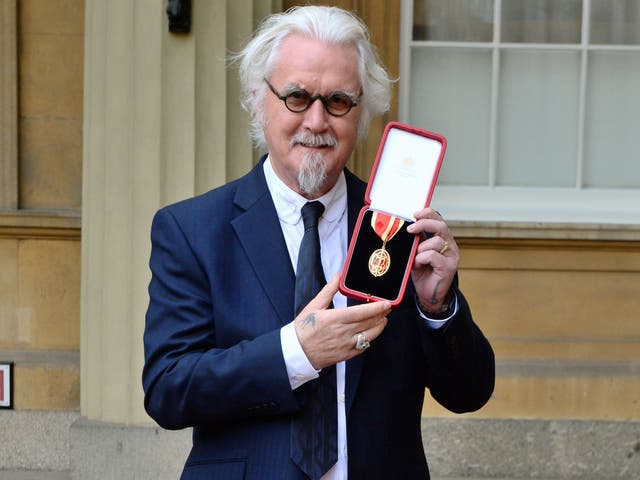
top-left (280, 322), bottom-right (319, 390)
top-left (415, 292), bottom-right (459, 329)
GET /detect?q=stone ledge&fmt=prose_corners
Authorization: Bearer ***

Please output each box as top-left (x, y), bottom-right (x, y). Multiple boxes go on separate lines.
top-left (0, 209), bottom-right (81, 239)
top-left (69, 417), bottom-right (191, 480)
top-left (0, 410), bottom-right (79, 471)
top-left (0, 471), bottom-right (71, 480)
top-left (423, 418), bottom-right (640, 479)
top-left (4, 414), bottom-right (637, 479)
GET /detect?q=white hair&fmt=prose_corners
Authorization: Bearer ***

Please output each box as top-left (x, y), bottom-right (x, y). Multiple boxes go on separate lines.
top-left (231, 6), bottom-right (392, 151)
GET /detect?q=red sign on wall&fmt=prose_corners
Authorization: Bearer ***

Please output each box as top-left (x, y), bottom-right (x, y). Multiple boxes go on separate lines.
top-left (0, 362), bottom-right (12, 409)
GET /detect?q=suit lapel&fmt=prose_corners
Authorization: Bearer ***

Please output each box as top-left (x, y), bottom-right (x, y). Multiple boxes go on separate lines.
top-left (231, 160), bottom-right (296, 325)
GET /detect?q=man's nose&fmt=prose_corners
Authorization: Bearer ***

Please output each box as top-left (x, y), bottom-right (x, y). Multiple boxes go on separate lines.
top-left (302, 98), bottom-right (329, 132)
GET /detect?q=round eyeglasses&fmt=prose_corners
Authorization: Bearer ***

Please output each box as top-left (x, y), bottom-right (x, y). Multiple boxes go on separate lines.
top-left (264, 78), bottom-right (361, 117)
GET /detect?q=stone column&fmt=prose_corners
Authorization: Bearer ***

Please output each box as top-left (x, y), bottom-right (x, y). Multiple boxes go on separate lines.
top-left (76, 1), bottom-right (275, 478)
top-left (1, 0), bottom-right (18, 208)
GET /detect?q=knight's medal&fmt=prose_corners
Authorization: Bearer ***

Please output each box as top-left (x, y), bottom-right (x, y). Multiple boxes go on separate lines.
top-left (368, 212), bottom-right (404, 277)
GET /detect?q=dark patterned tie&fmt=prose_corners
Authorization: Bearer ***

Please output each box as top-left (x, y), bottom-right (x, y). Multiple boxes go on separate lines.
top-left (291, 201), bottom-right (338, 479)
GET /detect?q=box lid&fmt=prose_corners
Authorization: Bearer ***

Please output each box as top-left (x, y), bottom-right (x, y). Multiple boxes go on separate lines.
top-left (366, 122), bottom-right (446, 221)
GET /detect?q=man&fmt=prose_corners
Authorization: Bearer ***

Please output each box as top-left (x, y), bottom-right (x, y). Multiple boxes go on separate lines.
top-left (142, 6), bottom-right (494, 480)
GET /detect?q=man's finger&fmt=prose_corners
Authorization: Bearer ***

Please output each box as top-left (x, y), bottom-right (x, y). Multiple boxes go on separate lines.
top-left (351, 315), bottom-right (388, 350)
top-left (342, 299), bottom-right (392, 324)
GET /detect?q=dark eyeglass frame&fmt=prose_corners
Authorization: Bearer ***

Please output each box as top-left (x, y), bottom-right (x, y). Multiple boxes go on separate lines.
top-left (264, 78), bottom-right (362, 117)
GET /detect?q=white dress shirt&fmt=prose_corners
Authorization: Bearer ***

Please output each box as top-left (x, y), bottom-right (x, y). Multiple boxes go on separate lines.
top-left (264, 157), bottom-right (454, 479)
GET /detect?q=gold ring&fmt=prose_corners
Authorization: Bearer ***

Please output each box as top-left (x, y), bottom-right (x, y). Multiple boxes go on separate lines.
top-left (439, 241), bottom-right (449, 255)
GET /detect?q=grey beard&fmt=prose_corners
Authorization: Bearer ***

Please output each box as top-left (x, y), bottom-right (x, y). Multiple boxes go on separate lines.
top-left (298, 152), bottom-right (328, 198)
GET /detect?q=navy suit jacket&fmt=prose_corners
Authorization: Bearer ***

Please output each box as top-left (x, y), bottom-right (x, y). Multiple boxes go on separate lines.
top-left (142, 160), bottom-right (495, 479)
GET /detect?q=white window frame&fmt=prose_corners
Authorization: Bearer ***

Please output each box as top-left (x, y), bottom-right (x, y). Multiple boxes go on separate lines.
top-left (399, 0), bottom-right (640, 237)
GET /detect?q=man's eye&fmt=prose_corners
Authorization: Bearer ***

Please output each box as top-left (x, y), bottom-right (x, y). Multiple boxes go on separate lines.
top-left (288, 90), bottom-right (309, 102)
top-left (328, 94), bottom-right (351, 109)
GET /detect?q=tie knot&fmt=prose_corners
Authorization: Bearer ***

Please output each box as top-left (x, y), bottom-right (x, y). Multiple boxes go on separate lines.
top-left (301, 201), bottom-right (324, 231)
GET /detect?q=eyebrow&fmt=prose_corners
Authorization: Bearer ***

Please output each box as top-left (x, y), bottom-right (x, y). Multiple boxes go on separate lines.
top-left (281, 82), bottom-right (361, 99)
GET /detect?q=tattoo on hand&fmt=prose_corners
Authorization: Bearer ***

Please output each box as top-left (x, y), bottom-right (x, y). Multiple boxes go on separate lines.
top-left (429, 280), bottom-right (442, 305)
top-left (301, 313), bottom-right (316, 329)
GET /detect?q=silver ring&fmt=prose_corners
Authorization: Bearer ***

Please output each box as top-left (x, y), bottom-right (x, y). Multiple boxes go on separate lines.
top-left (355, 332), bottom-right (370, 350)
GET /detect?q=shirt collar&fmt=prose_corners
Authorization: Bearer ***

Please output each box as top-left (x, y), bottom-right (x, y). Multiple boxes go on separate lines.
top-left (263, 156), bottom-right (347, 226)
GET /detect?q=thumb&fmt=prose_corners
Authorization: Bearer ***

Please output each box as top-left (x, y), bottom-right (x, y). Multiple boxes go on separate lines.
top-left (299, 274), bottom-right (340, 315)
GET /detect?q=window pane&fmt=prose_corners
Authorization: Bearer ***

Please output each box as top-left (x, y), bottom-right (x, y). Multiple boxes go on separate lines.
top-left (409, 48), bottom-right (492, 186)
top-left (501, 0), bottom-right (582, 43)
top-left (591, 0), bottom-right (640, 45)
top-left (584, 51), bottom-right (640, 188)
top-left (497, 50), bottom-right (579, 187)
top-left (413, 0), bottom-right (494, 42)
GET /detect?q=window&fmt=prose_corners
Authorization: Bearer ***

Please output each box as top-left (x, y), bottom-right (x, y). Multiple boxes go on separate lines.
top-left (400, 0), bottom-right (640, 227)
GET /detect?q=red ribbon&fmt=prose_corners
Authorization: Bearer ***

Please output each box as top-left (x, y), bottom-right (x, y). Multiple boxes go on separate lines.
top-left (371, 211), bottom-right (404, 245)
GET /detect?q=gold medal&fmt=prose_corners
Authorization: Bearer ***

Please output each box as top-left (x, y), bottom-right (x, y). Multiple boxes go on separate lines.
top-left (368, 212), bottom-right (404, 277)
top-left (368, 247), bottom-right (391, 277)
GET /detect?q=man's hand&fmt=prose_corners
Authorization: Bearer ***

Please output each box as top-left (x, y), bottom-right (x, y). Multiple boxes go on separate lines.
top-left (294, 275), bottom-right (391, 370)
top-left (406, 208), bottom-right (459, 312)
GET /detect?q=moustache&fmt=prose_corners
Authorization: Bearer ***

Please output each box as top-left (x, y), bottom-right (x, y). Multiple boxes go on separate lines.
top-left (290, 132), bottom-right (337, 148)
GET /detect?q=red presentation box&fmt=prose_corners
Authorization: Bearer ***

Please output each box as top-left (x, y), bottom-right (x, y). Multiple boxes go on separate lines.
top-left (339, 122), bottom-right (446, 306)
